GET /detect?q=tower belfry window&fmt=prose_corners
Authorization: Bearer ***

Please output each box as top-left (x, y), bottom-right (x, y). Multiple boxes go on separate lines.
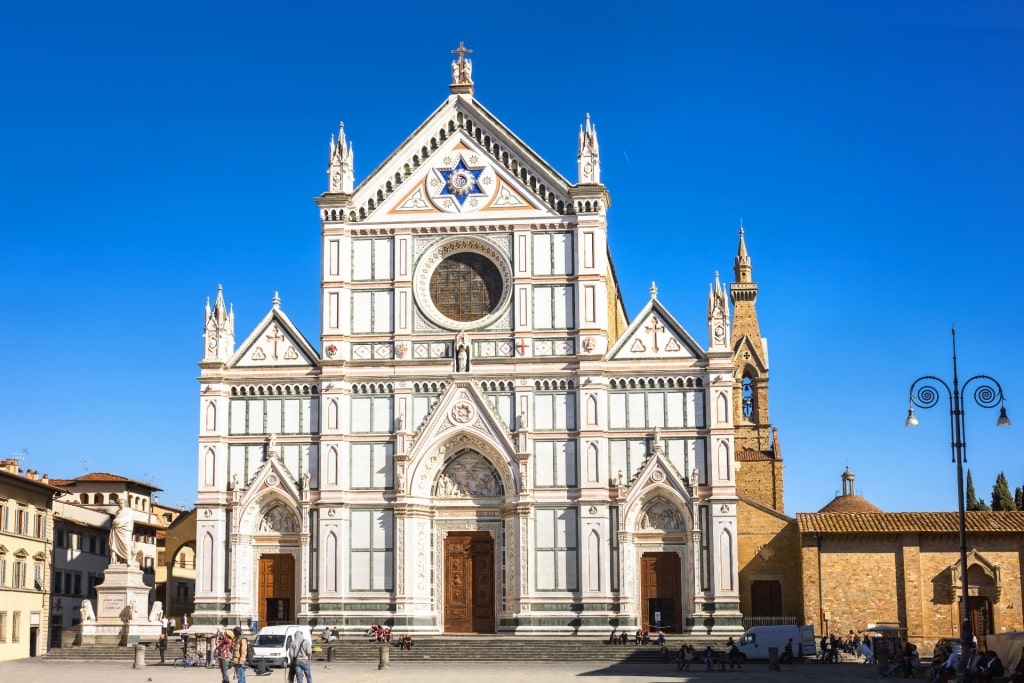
top-left (742, 377), bottom-right (754, 419)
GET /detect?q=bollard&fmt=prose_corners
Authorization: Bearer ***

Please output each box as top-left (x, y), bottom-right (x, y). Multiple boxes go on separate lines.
top-left (767, 646), bottom-right (780, 671)
top-left (133, 643), bottom-right (147, 669)
top-left (378, 643), bottom-right (391, 670)
top-left (327, 645), bottom-right (335, 662)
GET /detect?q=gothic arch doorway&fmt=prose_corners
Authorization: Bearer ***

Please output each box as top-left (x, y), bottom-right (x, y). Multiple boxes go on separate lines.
top-left (258, 553), bottom-right (294, 627)
top-left (431, 449), bottom-right (503, 634)
top-left (443, 531), bottom-right (495, 633)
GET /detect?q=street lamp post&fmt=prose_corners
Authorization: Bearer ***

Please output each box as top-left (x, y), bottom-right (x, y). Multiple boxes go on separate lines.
top-left (905, 327), bottom-right (1010, 682)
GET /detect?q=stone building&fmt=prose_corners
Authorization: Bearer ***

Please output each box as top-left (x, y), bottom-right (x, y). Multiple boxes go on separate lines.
top-left (0, 458), bottom-right (60, 660)
top-left (191, 46), bottom-right (766, 636)
top-left (798, 470), bottom-right (1024, 648)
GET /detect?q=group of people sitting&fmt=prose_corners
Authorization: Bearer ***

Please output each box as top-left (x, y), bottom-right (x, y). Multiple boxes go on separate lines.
top-left (320, 626), bottom-right (340, 642)
top-left (365, 624), bottom-right (392, 642)
top-left (924, 644), bottom-right (1015, 683)
top-left (880, 642), bottom-right (921, 677)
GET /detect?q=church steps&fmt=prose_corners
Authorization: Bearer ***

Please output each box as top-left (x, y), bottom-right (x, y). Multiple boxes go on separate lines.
top-left (45, 636), bottom-right (731, 663)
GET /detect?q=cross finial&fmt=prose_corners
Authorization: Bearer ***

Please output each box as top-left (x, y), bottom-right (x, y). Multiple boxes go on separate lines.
top-left (451, 41), bottom-right (473, 61)
top-left (450, 42), bottom-right (474, 92)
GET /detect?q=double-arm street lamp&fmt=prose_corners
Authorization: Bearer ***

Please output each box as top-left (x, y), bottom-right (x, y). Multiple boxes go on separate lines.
top-left (905, 327), bottom-right (1010, 681)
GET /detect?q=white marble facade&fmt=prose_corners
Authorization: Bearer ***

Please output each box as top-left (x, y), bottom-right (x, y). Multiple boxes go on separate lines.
top-left (193, 48), bottom-right (743, 635)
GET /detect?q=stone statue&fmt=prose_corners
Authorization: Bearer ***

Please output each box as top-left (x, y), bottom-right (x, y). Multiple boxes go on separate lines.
top-left (148, 601), bottom-right (163, 623)
top-left (109, 499), bottom-right (134, 565)
top-left (456, 334), bottom-right (470, 372)
top-left (266, 432), bottom-right (278, 459)
top-left (301, 469), bottom-right (311, 490)
top-left (231, 472), bottom-right (240, 490)
top-left (80, 599), bottom-right (96, 623)
top-left (691, 467), bottom-right (700, 487)
top-left (518, 409), bottom-right (528, 431)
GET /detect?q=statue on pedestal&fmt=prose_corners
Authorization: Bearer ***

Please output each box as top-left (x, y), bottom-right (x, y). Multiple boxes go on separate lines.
top-left (109, 499), bottom-right (134, 565)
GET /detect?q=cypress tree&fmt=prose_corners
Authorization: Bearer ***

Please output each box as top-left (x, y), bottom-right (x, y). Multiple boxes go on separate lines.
top-left (990, 471), bottom-right (1016, 511)
top-left (966, 470), bottom-right (983, 511)
top-left (1015, 485), bottom-right (1024, 511)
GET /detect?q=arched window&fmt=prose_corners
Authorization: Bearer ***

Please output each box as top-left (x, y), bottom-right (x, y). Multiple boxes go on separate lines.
top-left (742, 376), bottom-right (755, 419)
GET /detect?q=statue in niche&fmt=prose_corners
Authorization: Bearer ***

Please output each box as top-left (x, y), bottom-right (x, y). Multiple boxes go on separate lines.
top-left (691, 467), bottom-right (700, 487)
top-left (518, 409), bottom-right (528, 431)
top-left (301, 470), bottom-right (311, 490)
top-left (266, 432), bottom-right (278, 460)
top-left (455, 332), bottom-right (470, 372)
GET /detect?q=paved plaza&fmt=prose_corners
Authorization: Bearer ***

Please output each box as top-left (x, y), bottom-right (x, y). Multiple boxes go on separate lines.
top-left (0, 658), bottom-right (887, 682)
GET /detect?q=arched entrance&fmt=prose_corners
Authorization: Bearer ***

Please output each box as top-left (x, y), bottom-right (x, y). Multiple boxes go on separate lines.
top-left (444, 531), bottom-right (495, 633)
top-left (258, 553), bottom-right (295, 626)
top-left (432, 449), bottom-right (504, 634)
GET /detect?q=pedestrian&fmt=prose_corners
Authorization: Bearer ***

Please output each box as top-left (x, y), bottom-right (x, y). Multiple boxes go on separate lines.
top-left (161, 615), bottom-right (168, 635)
top-left (215, 628), bottom-right (234, 683)
top-left (289, 630), bottom-right (312, 683)
top-left (183, 613), bottom-right (189, 629)
top-left (230, 626), bottom-right (249, 683)
top-left (157, 632), bottom-right (167, 664)
top-left (168, 616), bottom-right (176, 634)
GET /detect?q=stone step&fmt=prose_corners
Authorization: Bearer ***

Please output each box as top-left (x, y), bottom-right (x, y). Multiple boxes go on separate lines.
top-left (46, 636), bottom-right (730, 664)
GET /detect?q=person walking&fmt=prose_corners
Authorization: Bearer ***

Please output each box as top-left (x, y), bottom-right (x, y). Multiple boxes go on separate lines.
top-left (156, 632), bottom-right (167, 664)
top-left (289, 630), bottom-right (312, 683)
top-left (230, 626), bottom-right (249, 683)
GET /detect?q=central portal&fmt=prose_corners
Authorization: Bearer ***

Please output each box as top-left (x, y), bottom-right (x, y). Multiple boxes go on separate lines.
top-left (641, 551), bottom-right (682, 633)
top-left (444, 532), bottom-right (495, 633)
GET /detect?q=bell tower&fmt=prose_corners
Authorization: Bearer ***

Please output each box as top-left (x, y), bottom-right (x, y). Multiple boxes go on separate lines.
top-left (729, 228), bottom-right (783, 511)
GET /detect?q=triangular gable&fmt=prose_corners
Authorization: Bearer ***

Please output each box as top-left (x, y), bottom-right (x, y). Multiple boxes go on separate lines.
top-left (237, 454), bottom-right (302, 513)
top-left (621, 448), bottom-right (694, 532)
top-left (410, 380), bottom-right (518, 458)
top-left (607, 298), bottom-right (706, 361)
top-left (232, 306), bottom-right (318, 369)
top-left (352, 96), bottom-right (573, 223)
top-left (733, 335), bottom-right (767, 374)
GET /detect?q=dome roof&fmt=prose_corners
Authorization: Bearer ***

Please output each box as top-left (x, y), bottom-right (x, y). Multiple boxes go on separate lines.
top-left (818, 494), bottom-right (883, 514)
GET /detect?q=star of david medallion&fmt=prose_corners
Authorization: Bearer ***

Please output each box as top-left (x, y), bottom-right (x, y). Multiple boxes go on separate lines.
top-left (428, 155), bottom-right (492, 213)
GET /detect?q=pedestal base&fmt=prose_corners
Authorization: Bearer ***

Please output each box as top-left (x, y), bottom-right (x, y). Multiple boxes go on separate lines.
top-left (80, 564), bottom-right (162, 645)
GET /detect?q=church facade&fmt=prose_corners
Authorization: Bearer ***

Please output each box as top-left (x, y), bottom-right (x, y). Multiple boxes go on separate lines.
top-left (193, 47), bottom-right (774, 635)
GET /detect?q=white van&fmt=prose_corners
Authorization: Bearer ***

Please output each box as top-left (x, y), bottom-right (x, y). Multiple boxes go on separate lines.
top-left (735, 624), bottom-right (816, 661)
top-left (250, 625), bottom-right (312, 668)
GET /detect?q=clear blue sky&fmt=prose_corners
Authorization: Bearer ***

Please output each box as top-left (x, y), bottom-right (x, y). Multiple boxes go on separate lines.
top-left (3, 1), bottom-right (1022, 514)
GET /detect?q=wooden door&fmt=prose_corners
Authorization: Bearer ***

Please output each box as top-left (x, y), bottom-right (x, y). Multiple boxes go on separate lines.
top-left (444, 532), bottom-right (494, 633)
top-left (258, 554), bottom-right (295, 627)
top-left (751, 580), bottom-right (783, 617)
top-left (640, 552), bottom-right (682, 632)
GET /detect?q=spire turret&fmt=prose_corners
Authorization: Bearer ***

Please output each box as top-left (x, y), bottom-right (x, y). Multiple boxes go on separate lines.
top-left (578, 113), bottom-right (601, 184)
top-left (734, 227), bottom-right (752, 283)
top-left (203, 285), bottom-right (235, 363)
top-left (707, 270), bottom-right (730, 352)
top-left (327, 122), bottom-right (354, 194)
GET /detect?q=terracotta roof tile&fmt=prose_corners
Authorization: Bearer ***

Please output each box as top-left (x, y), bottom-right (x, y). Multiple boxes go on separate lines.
top-left (798, 511), bottom-right (1024, 534)
top-left (736, 449), bottom-right (774, 462)
top-left (49, 472), bottom-right (162, 491)
top-left (818, 495), bottom-right (884, 514)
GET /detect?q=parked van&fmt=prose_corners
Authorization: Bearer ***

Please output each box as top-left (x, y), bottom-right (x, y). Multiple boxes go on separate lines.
top-left (735, 625), bottom-right (816, 660)
top-left (250, 624), bottom-right (312, 668)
